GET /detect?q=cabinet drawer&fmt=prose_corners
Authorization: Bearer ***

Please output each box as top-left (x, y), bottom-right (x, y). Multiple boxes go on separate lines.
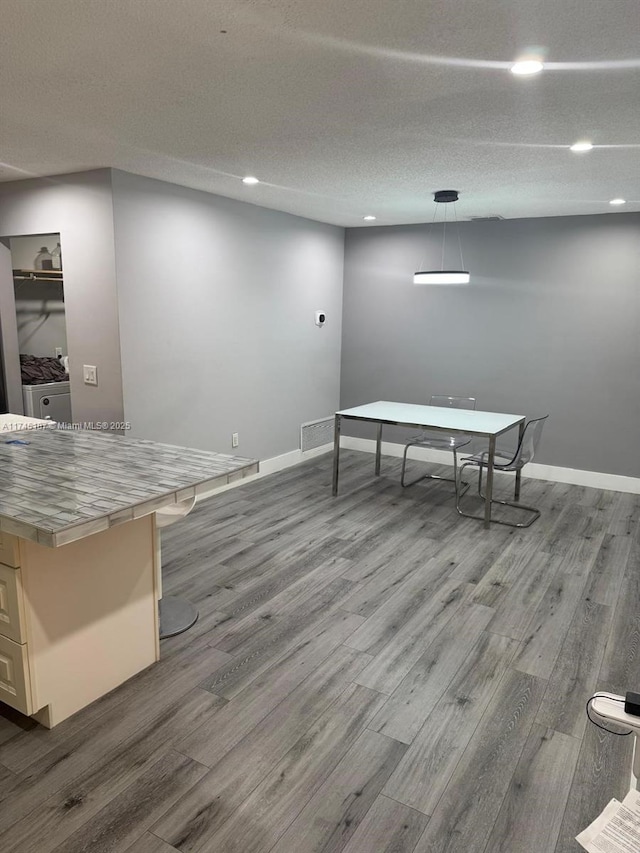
top-left (0, 532), bottom-right (20, 568)
top-left (0, 563), bottom-right (26, 643)
top-left (0, 634), bottom-right (32, 716)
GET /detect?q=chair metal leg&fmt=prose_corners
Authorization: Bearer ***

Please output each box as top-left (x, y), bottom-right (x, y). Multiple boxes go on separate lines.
top-left (401, 442), bottom-right (469, 493)
top-left (455, 463), bottom-right (541, 528)
top-left (482, 497), bottom-right (540, 527)
top-left (477, 484), bottom-right (540, 527)
top-left (455, 461), bottom-right (475, 516)
top-left (514, 420), bottom-right (525, 502)
top-left (401, 442), bottom-right (422, 487)
top-left (514, 470), bottom-right (522, 501)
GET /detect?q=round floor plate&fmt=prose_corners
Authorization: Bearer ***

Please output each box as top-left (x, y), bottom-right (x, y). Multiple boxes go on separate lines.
top-left (159, 596), bottom-right (199, 638)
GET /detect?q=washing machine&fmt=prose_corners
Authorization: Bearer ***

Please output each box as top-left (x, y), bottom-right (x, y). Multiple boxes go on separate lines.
top-left (22, 380), bottom-right (72, 423)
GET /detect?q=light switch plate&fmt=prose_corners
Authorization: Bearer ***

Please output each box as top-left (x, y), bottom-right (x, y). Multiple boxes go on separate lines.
top-left (83, 365), bottom-right (98, 386)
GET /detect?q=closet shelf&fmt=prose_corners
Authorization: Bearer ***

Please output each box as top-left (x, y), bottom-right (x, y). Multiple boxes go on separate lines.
top-left (13, 269), bottom-right (63, 283)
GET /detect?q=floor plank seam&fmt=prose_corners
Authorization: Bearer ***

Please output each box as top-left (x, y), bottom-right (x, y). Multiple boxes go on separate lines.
top-left (363, 725), bottom-right (409, 744)
top-left (425, 666), bottom-right (547, 831)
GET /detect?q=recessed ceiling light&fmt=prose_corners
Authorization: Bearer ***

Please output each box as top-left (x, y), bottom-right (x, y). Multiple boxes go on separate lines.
top-left (363, 215), bottom-right (376, 221)
top-left (242, 176), bottom-right (259, 185)
top-left (609, 198), bottom-right (626, 206)
top-left (510, 59), bottom-right (544, 76)
top-left (569, 141), bottom-right (593, 153)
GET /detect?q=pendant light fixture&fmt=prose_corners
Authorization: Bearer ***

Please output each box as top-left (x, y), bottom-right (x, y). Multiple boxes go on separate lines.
top-left (413, 190), bottom-right (470, 285)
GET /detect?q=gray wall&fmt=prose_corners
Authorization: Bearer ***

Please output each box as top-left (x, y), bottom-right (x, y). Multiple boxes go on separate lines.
top-left (341, 214), bottom-right (640, 477)
top-left (112, 170), bottom-right (344, 459)
top-left (0, 171), bottom-right (123, 422)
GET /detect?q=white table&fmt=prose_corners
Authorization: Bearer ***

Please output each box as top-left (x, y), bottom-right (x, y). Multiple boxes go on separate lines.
top-left (332, 401), bottom-right (526, 529)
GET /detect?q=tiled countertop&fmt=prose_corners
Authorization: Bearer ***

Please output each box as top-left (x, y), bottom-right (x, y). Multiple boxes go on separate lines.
top-left (0, 428), bottom-right (258, 547)
top-left (0, 414), bottom-right (54, 430)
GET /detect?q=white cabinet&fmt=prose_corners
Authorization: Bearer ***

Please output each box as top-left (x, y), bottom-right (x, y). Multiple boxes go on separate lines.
top-left (0, 561), bottom-right (27, 643)
top-left (0, 531), bottom-right (20, 567)
top-left (0, 628), bottom-right (32, 716)
top-left (0, 538), bottom-right (32, 715)
top-left (0, 518), bottom-right (158, 728)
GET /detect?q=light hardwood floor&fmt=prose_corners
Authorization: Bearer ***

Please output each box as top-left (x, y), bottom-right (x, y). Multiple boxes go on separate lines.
top-left (0, 450), bottom-right (638, 853)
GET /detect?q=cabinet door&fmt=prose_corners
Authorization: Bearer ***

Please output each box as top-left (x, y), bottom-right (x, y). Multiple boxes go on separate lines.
top-left (0, 532), bottom-right (20, 567)
top-left (0, 563), bottom-right (26, 643)
top-left (0, 634), bottom-right (32, 715)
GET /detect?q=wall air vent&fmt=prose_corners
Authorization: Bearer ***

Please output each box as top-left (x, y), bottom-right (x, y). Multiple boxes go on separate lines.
top-left (469, 216), bottom-right (505, 221)
top-left (300, 417), bottom-right (333, 452)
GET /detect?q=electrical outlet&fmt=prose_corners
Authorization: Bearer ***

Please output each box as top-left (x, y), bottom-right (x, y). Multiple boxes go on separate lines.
top-left (83, 365), bottom-right (98, 386)
top-left (55, 347), bottom-right (63, 359)
top-left (232, 433), bottom-right (239, 448)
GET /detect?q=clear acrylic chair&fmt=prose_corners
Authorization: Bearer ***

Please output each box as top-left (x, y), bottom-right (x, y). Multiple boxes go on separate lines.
top-left (401, 395), bottom-right (477, 490)
top-left (455, 415), bottom-right (548, 527)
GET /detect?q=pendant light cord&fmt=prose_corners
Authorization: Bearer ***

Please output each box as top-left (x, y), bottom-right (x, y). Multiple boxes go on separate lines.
top-left (418, 203), bottom-right (440, 270)
top-left (441, 204), bottom-right (447, 271)
top-left (454, 201), bottom-right (465, 269)
top-left (418, 192), bottom-right (465, 273)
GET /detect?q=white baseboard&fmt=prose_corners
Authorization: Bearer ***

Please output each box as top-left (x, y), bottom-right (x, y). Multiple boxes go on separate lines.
top-left (195, 443), bottom-right (333, 503)
top-left (340, 436), bottom-right (640, 495)
top-left (258, 443), bottom-right (333, 475)
top-left (197, 436), bottom-right (640, 502)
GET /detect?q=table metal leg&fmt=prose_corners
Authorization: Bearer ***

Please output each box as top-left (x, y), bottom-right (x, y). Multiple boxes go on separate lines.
top-left (375, 422), bottom-right (383, 476)
top-left (332, 415), bottom-right (341, 496)
top-left (514, 419), bottom-right (525, 501)
top-left (484, 435), bottom-right (496, 529)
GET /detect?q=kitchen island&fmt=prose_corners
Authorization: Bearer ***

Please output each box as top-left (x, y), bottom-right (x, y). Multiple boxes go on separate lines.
top-left (0, 426), bottom-right (257, 727)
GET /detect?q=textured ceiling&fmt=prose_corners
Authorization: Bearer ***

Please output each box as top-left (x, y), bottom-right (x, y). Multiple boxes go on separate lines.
top-left (1, 0), bottom-right (639, 225)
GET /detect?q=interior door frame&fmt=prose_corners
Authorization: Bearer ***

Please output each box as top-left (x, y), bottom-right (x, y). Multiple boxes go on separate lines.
top-left (0, 238), bottom-right (24, 414)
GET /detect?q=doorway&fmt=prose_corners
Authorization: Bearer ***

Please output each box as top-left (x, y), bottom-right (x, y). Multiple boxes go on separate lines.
top-left (0, 233), bottom-right (71, 422)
